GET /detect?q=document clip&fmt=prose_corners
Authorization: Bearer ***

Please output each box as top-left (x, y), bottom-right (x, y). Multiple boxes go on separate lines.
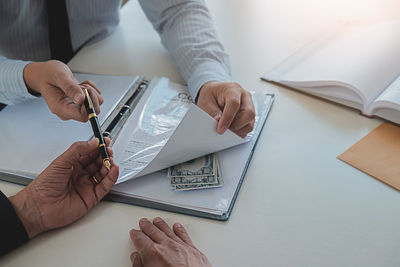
top-left (101, 77), bottom-right (149, 143)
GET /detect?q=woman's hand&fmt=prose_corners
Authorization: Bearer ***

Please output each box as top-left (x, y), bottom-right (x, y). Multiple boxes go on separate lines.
top-left (9, 138), bottom-right (119, 238)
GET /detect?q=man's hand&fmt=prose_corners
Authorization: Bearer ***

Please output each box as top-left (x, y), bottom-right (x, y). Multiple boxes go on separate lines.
top-left (23, 60), bottom-right (103, 122)
top-left (130, 217), bottom-right (212, 267)
top-left (197, 81), bottom-right (255, 138)
top-left (9, 138), bottom-right (119, 238)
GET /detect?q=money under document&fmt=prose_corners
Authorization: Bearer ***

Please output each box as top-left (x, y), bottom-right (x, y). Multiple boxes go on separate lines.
top-left (168, 153), bottom-right (223, 191)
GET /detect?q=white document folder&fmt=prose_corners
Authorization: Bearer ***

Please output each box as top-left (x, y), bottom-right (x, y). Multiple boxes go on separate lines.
top-left (0, 73), bottom-right (274, 220)
top-left (110, 93), bottom-right (274, 220)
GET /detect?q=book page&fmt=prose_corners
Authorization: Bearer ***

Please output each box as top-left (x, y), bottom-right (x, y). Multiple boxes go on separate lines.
top-left (370, 75), bottom-right (400, 112)
top-left (263, 20), bottom-right (400, 112)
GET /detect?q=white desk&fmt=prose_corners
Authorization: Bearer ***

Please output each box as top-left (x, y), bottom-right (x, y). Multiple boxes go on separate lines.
top-left (2, 1), bottom-right (400, 266)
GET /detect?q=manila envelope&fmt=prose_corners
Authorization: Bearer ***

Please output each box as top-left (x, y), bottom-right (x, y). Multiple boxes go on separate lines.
top-left (338, 122), bottom-right (400, 191)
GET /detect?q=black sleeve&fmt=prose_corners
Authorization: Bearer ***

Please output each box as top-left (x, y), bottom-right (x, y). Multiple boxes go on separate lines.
top-left (0, 191), bottom-right (29, 257)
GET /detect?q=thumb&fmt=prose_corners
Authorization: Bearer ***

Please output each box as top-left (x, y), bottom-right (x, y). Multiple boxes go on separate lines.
top-left (52, 69), bottom-right (85, 104)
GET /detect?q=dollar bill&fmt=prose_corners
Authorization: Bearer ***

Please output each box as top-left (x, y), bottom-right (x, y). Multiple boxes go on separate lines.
top-left (170, 174), bottom-right (217, 185)
top-left (169, 154), bottom-right (216, 177)
top-left (169, 153), bottom-right (223, 191)
top-left (174, 163), bottom-right (223, 191)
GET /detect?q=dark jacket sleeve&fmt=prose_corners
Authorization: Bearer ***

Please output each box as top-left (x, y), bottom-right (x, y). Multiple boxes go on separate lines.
top-left (0, 191), bottom-right (29, 257)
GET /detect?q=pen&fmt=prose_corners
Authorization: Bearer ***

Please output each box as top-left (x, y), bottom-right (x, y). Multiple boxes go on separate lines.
top-left (82, 88), bottom-right (111, 170)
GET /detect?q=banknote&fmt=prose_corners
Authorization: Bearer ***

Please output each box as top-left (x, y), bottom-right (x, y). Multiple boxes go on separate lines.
top-left (169, 153), bottom-right (223, 191)
top-left (169, 154), bottom-right (216, 177)
top-left (174, 164), bottom-right (223, 191)
top-left (170, 174), bottom-right (217, 185)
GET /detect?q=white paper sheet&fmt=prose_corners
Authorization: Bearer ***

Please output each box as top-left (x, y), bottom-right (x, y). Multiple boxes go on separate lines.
top-left (113, 77), bottom-right (248, 183)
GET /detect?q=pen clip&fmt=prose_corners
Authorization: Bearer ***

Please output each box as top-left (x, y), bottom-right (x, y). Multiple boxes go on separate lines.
top-left (83, 88), bottom-right (92, 109)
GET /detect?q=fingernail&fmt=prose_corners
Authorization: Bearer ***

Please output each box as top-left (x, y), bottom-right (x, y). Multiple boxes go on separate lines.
top-left (139, 218), bottom-right (148, 225)
top-left (153, 217), bottom-right (162, 223)
top-left (131, 253), bottom-right (137, 261)
top-left (213, 113), bottom-right (222, 120)
top-left (218, 126), bottom-right (227, 134)
top-left (175, 223), bottom-right (183, 228)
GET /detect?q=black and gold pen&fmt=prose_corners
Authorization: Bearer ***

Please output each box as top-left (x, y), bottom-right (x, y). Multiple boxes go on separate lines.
top-left (82, 88), bottom-right (111, 170)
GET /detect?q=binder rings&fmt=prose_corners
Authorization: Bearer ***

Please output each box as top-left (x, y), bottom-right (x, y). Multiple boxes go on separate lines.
top-left (0, 73), bottom-right (274, 220)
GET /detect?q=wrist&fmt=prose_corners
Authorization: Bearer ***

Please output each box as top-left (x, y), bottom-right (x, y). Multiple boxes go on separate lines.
top-left (199, 81), bottom-right (219, 92)
top-left (23, 62), bottom-right (42, 96)
top-left (9, 188), bottom-right (44, 239)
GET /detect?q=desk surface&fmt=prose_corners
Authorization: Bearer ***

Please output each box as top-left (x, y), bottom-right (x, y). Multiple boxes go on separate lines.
top-left (2, 1), bottom-right (400, 266)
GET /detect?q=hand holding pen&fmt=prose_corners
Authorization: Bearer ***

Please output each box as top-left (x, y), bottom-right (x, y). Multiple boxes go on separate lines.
top-left (24, 60), bottom-right (103, 122)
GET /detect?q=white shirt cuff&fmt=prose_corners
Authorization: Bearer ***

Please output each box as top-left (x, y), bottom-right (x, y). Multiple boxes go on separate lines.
top-left (0, 59), bottom-right (36, 105)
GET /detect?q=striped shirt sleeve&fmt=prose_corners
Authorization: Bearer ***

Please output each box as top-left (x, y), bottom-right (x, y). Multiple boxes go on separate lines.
top-left (0, 56), bottom-right (36, 105)
top-left (138, 0), bottom-right (232, 98)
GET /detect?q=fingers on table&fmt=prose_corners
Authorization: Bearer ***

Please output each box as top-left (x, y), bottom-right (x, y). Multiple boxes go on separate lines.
top-left (152, 217), bottom-right (183, 244)
top-left (130, 251), bottom-right (143, 267)
top-left (138, 217), bottom-right (194, 247)
top-left (130, 218), bottom-right (195, 262)
top-left (130, 228), bottom-right (154, 253)
top-left (173, 222), bottom-right (195, 248)
top-left (138, 218), bottom-right (168, 244)
top-left (153, 218), bottom-right (196, 247)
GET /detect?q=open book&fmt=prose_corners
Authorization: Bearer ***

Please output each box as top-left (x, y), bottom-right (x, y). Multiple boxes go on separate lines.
top-left (262, 20), bottom-right (400, 124)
